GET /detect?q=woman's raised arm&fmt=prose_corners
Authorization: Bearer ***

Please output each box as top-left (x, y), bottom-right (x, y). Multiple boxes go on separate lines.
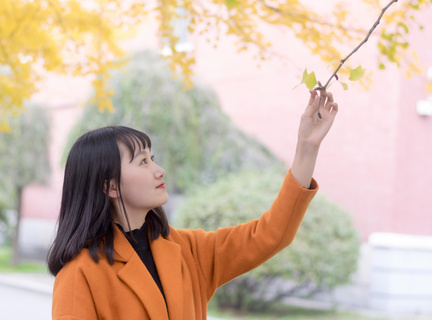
top-left (291, 90), bottom-right (338, 188)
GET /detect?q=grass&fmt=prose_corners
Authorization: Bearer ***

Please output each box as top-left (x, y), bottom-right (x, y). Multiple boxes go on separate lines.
top-left (206, 298), bottom-right (432, 320)
top-left (0, 246), bottom-right (47, 273)
top-left (208, 304), bottom-right (388, 320)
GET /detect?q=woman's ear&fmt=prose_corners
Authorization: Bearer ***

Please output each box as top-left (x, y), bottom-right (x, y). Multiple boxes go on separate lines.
top-left (104, 179), bottom-right (119, 199)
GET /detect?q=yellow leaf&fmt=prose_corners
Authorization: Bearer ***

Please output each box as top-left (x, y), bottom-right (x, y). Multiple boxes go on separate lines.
top-left (305, 72), bottom-right (317, 90)
top-left (226, 0), bottom-right (241, 10)
top-left (349, 66), bottom-right (366, 81)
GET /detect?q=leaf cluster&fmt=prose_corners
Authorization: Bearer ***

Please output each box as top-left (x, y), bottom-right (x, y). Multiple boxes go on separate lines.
top-left (1, 0), bottom-right (430, 129)
top-left (369, 0), bottom-right (430, 77)
top-left (0, 0), bottom-right (145, 127)
top-left (298, 66), bottom-right (366, 92)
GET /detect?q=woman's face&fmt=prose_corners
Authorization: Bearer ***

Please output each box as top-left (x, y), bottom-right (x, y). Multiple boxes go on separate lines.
top-left (113, 143), bottom-right (169, 228)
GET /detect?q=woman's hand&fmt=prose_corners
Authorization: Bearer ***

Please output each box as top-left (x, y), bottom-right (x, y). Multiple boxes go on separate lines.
top-left (298, 90), bottom-right (338, 148)
top-left (291, 90), bottom-right (338, 188)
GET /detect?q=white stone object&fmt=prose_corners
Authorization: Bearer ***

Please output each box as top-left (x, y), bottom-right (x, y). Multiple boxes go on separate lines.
top-left (369, 232), bottom-right (432, 315)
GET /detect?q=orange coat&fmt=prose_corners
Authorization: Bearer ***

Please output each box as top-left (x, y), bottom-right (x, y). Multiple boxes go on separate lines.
top-left (52, 170), bottom-right (318, 320)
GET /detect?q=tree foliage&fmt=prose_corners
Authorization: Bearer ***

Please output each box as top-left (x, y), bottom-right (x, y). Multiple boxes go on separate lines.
top-left (0, 105), bottom-right (50, 263)
top-left (176, 167), bottom-right (360, 312)
top-left (1, 0), bottom-right (431, 130)
top-left (64, 51), bottom-right (280, 193)
top-left (0, 106), bottom-right (50, 189)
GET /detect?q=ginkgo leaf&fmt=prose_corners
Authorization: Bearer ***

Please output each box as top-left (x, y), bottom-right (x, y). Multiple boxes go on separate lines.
top-left (305, 71), bottom-right (317, 90)
top-left (349, 66), bottom-right (366, 81)
top-left (339, 82), bottom-right (349, 90)
top-left (226, 0), bottom-right (241, 9)
top-left (301, 68), bottom-right (308, 84)
top-left (292, 68), bottom-right (308, 90)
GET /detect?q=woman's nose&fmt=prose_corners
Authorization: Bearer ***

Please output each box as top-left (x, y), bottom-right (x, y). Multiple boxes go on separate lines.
top-left (154, 164), bottom-right (165, 178)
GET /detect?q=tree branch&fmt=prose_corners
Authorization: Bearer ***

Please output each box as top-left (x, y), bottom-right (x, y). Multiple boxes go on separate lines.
top-left (313, 0), bottom-right (399, 124)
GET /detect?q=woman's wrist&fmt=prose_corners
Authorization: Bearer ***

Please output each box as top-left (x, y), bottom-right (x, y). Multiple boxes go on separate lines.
top-left (291, 141), bottom-right (320, 188)
top-left (296, 138), bottom-right (320, 154)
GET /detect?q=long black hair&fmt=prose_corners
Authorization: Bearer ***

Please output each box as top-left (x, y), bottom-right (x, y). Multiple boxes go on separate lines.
top-left (47, 126), bottom-right (170, 276)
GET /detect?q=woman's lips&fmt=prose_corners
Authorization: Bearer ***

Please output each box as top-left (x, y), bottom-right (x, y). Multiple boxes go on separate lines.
top-left (156, 183), bottom-right (166, 189)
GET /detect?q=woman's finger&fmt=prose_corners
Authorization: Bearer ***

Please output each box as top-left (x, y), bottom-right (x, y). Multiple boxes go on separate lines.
top-left (331, 102), bottom-right (339, 113)
top-left (307, 90), bottom-right (318, 106)
top-left (325, 91), bottom-right (334, 103)
top-left (303, 90), bottom-right (319, 116)
top-left (322, 92), bottom-right (336, 112)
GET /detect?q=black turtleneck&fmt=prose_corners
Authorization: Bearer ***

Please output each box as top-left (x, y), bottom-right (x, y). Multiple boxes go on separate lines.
top-left (117, 222), bottom-right (166, 301)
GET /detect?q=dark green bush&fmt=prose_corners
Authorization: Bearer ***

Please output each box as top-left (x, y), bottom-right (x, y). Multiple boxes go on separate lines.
top-left (176, 167), bottom-right (360, 312)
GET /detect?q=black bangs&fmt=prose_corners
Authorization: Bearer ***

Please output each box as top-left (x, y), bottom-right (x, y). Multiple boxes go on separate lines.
top-left (113, 126), bottom-right (152, 162)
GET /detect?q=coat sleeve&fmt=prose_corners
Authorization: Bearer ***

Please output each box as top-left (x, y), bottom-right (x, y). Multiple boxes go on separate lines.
top-left (176, 169), bottom-right (318, 298)
top-left (52, 260), bottom-right (98, 320)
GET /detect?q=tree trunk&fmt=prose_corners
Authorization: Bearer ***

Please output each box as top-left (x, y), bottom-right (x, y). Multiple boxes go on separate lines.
top-left (11, 186), bottom-right (22, 267)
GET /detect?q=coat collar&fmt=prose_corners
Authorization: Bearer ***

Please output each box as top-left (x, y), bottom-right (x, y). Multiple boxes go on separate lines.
top-left (112, 224), bottom-right (184, 320)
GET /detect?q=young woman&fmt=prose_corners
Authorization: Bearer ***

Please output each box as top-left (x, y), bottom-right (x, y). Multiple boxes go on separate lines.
top-left (48, 90), bottom-right (338, 320)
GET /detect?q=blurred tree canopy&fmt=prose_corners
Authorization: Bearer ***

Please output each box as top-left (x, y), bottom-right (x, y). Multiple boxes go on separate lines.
top-left (1, 0), bottom-right (430, 130)
top-left (176, 167), bottom-right (360, 312)
top-left (64, 51), bottom-right (281, 193)
top-left (0, 105), bottom-right (50, 264)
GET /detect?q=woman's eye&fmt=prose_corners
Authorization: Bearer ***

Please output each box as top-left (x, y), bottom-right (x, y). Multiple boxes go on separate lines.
top-left (141, 155), bottom-right (155, 165)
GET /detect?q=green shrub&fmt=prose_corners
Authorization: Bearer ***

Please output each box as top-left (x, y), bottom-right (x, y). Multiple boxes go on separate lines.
top-left (176, 167), bottom-right (360, 312)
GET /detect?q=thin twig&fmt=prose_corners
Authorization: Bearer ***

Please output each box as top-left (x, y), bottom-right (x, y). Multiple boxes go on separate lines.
top-left (313, 0), bottom-right (399, 124)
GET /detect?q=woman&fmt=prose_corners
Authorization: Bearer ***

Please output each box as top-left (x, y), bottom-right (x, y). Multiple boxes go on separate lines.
top-left (48, 90), bottom-right (338, 319)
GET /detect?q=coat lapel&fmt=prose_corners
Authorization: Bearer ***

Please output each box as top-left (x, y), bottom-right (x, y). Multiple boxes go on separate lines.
top-left (151, 234), bottom-right (187, 320)
top-left (113, 225), bottom-right (169, 320)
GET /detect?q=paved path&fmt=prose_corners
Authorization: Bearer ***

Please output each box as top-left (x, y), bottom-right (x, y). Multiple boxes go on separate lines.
top-left (0, 283), bottom-right (52, 320)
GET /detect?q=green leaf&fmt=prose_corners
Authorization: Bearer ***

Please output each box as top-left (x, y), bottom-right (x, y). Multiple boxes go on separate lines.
top-left (301, 68), bottom-right (308, 84)
top-left (339, 82), bottom-right (349, 90)
top-left (305, 72), bottom-right (317, 90)
top-left (225, 0), bottom-right (241, 9)
top-left (379, 63), bottom-right (386, 70)
top-left (292, 68), bottom-right (308, 90)
top-left (398, 22), bottom-right (409, 34)
top-left (349, 66), bottom-right (366, 81)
